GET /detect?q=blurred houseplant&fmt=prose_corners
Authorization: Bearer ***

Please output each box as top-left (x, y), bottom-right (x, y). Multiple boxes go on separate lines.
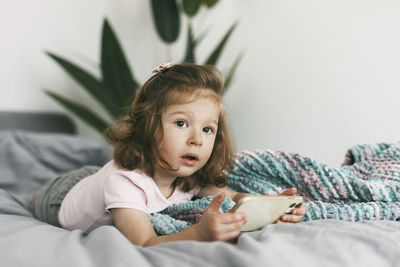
top-left (44, 0), bottom-right (242, 134)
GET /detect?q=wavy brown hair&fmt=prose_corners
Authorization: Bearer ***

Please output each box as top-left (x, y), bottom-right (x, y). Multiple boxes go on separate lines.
top-left (105, 63), bottom-right (235, 192)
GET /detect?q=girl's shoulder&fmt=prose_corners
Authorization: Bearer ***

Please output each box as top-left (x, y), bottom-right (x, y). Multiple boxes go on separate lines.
top-left (106, 162), bottom-right (154, 189)
top-left (105, 160), bottom-right (145, 176)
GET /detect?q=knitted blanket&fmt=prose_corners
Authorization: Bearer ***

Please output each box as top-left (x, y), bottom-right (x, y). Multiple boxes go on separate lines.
top-left (149, 143), bottom-right (400, 235)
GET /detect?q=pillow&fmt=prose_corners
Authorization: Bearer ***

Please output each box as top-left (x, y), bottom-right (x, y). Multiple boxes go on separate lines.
top-left (0, 131), bottom-right (111, 206)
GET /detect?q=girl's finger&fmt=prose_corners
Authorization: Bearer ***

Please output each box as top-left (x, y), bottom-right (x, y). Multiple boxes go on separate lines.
top-left (279, 187), bottom-right (297, 196)
top-left (220, 212), bottom-right (247, 224)
top-left (280, 214), bottom-right (303, 223)
top-left (206, 193), bottom-right (226, 213)
top-left (292, 205), bottom-right (307, 215)
top-left (218, 229), bottom-right (242, 241)
top-left (222, 218), bottom-right (247, 232)
top-left (219, 212), bottom-right (246, 224)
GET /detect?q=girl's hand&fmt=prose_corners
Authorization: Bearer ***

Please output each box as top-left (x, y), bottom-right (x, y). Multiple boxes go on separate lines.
top-left (194, 193), bottom-right (247, 242)
top-left (275, 187), bottom-right (307, 223)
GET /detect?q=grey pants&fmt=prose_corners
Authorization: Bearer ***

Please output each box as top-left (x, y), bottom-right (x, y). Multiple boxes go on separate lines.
top-left (29, 166), bottom-right (100, 227)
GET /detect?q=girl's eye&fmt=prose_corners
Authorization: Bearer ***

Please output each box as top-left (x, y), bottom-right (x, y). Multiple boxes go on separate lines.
top-left (175, 120), bottom-right (188, 128)
top-left (202, 127), bottom-right (214, 134)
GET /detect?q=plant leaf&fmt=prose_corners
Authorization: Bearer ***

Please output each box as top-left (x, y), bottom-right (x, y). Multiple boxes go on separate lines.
top-left (183, 23), bottom-right (196, 63)
top-left (46, 51), bottom-right (121, 118)
top-left (204, 22), bottom-right (238, 66)
top-left (196, 27), bottom-right (209, 46)
top-left (44, 90), bottom-right (110, 134)
top-left (203, 0), bottom-right (218, 8)
top-left (101, 19), bottom-right (139, 117)
top-left (182, 0), bottom-right (202, 17)
top-left (222, 52), bottom-right (243, 94)
top-left (150, 0), bottom-right (180, 43)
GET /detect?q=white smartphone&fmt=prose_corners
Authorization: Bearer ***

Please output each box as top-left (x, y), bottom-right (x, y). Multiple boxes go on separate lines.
top-left (230, 195), bottom-right (304, 232)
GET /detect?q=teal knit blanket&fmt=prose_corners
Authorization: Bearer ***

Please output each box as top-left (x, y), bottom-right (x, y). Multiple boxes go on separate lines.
top-left (149, 143), bottom-right (400, 235)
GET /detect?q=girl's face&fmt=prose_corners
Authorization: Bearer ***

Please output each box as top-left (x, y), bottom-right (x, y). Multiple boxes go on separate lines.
top-left (156, 95), bottom-right (220, 181)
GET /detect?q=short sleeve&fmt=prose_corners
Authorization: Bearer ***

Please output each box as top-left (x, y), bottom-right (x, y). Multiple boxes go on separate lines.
top-left (104, 174), bottom-right (148, 212)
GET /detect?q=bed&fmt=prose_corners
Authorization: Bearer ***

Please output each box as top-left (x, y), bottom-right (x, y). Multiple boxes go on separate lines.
top-left (1, 112), bottom-right (399, 267)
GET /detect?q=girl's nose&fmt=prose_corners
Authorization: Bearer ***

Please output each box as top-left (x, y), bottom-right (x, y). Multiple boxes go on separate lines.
top-left (188, 131), bottom-right (202, 146)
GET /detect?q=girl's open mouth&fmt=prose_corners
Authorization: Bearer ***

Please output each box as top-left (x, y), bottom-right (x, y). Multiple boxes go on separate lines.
top-left (181, 154), bottom-right (199, 166)
top-left (183, 155), bottom-right (197, 160)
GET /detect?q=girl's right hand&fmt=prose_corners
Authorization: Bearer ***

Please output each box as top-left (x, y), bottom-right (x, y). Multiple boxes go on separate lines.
top-left (194, 193), bottom-right (247, 242)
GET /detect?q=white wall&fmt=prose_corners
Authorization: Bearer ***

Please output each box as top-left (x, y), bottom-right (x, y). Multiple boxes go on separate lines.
top-left (1, 0), bottom-right (400, 166)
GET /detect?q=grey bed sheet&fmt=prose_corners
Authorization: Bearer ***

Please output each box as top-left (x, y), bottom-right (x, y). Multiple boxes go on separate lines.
top-left (1, 131), bottom-right (399, 267)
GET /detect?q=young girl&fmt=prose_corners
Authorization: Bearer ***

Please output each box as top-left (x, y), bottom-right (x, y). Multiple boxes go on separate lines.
top-left (30, 63), bottom-right (306, 247)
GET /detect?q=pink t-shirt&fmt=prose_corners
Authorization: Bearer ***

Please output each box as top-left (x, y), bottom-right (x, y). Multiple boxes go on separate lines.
top-left (58, 160), bottom-right (200, 232)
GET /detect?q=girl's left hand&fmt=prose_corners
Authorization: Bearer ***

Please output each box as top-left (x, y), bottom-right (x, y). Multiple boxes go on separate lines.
top-left (275, 187), bottom-right (306, 223)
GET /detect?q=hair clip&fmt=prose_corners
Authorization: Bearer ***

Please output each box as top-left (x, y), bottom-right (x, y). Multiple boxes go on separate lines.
top-left (152, 62), bottom-right (174, 74)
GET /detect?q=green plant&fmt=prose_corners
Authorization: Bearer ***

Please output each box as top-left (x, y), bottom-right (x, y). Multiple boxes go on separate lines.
top-left (45, 0), bottom-right (242, 134)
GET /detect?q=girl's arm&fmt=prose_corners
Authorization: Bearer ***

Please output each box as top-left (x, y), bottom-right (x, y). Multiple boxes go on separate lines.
top-left (197, 186), bottom-right (306, 223)
top-left (111, 193), bottom-right (246, 247)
